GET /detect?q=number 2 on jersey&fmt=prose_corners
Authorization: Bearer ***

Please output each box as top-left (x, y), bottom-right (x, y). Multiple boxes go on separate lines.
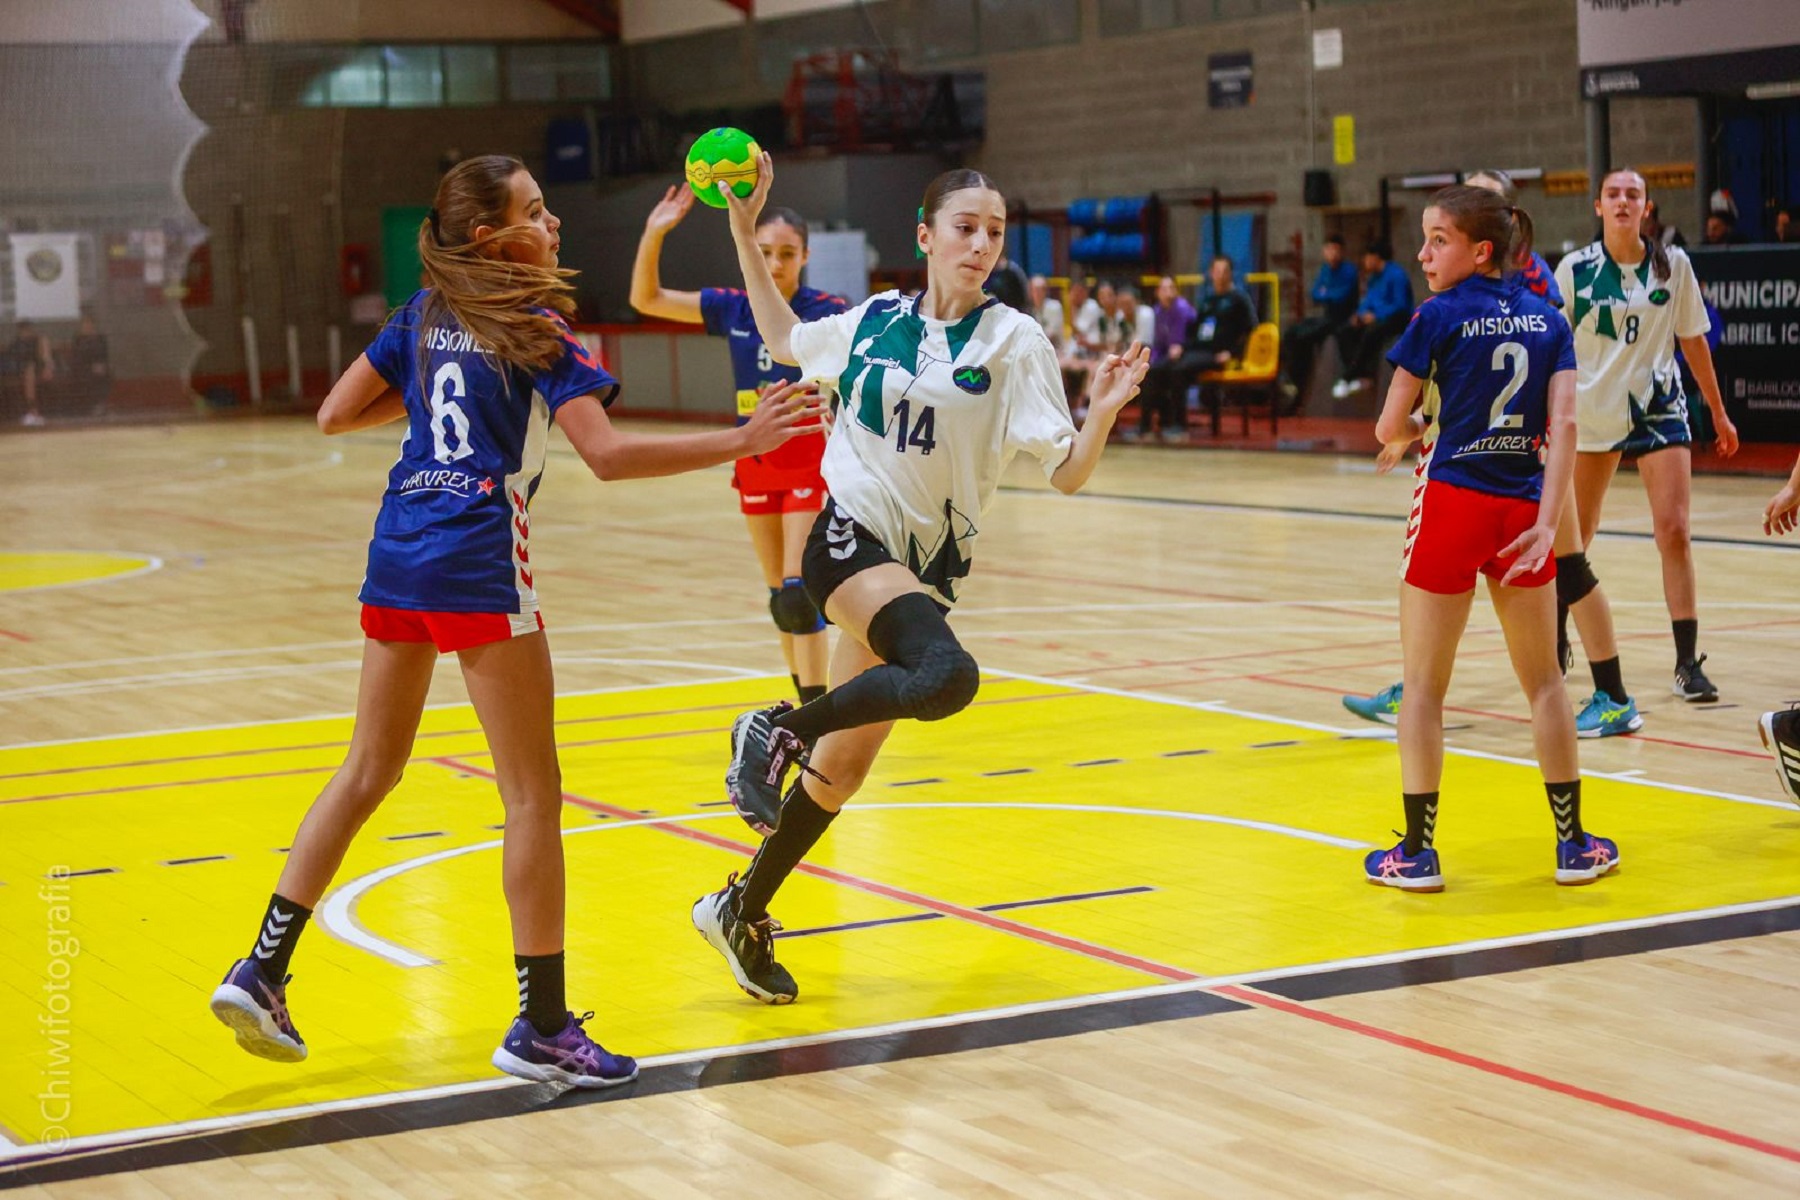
top-left (1488, 341), bottom-right (1528, 430)
top-left (428, 362), bottom-right (475, 463)
top-left (892, 397), bottom-right (937, 455)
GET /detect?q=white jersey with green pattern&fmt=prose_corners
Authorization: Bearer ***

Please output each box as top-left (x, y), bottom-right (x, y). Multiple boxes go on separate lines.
top-left (789, 290), bottom-right (1075, 607)
top-left (1555, 240), bottom-right (1710, 452)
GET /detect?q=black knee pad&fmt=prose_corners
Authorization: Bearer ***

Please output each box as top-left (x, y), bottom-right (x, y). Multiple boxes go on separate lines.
top-left (867, 592), bottom-right (980, 721)
top-left (769, 576), bottom-right (825, 634)
top-left (1554, 553), bottom-right (1598, 608)
top-left (900, 642), bottom-right (981, 721)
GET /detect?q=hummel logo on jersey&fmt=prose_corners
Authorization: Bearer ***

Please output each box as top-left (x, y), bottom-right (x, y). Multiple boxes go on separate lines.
top-left (730, 329), bottom-right (753, 338)
top-left (792, 489), bottom-right (814, 499)
top-left (825, 513), bottom-right (858, 561)
top-left (1497, 298), bottom-right (1512, 314)
top-left (952, 365), bottom-right (992, 395)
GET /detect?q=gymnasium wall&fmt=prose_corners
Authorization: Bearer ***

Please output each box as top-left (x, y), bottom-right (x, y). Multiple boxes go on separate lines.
top-left (622, 0), bottom-right (1700, 290)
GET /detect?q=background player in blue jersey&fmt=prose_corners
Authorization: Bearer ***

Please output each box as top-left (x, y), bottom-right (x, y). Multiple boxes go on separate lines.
top-left (632, 186), bottom-right (847, 729)
top-left (208, 155), bottom-right (820, 1085)
top-left (1364, 185), bottom-right (1617, 892)
top-left (1345, 167), bottom-right (1644, 739)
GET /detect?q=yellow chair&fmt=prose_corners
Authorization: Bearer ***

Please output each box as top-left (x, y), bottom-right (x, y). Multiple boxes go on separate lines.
top-left (1199, 321), bottom-right (1282, 436)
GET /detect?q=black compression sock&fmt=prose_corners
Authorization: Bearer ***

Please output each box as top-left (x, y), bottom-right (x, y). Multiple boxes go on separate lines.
top-left (1402, 792), bottom-right (1438, 855)
top-left (1589, 656), bottom-right (1627, 705)
top-left (515, 951), bottom-right (567, 1036)
top-left (797, 683), bottom-right (828, 704)
top-left (1673, 619), bottom-right (1698, 665)
top-left (250, 893), bottom-right (311, 983)
top-left (1546, 780), bottom-right (1584, 842)
top-left (737, 778), bottom-right (837, 921)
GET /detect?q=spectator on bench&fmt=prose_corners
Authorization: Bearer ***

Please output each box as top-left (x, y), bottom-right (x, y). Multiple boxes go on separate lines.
top-left (1281, 232), bottom-right (1359, 412)
top-left (69, 312), bottom-right (112, 416)
top-left (1332, 241), bottom-right (1414, 399)
top-left (1136, 258), bottom-right (1256, 443)
top-left (3, 321), bottom-right (53, 427)
top-left (1030, 275), bottom-right (1065, 349)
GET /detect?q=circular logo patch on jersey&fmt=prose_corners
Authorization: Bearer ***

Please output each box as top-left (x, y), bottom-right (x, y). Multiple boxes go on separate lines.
top-left (1648, 287), bottom-right (1670, 306)
top-left (26, 248), bottom-right (62, 284)
top-left (952, 365), bottom-right (991, 395)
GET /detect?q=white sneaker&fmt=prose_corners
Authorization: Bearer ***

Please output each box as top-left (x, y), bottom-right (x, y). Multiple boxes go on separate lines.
top-left (1330, 380), bottom-right (1351, 399)
top-left (21, 412), bottom-right (46, 427)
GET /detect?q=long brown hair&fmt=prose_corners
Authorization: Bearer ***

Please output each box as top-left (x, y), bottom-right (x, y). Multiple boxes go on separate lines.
top-left (416, 155), bottom-right (575, 375)
top-left (1428, 184), bottom-right (1534, 275)
top-left (1599, 167), bottom-right (1671, 285)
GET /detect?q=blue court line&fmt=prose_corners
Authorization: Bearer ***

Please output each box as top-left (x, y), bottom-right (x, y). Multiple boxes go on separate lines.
top-left (780, 885), bottom-right (1156, 939)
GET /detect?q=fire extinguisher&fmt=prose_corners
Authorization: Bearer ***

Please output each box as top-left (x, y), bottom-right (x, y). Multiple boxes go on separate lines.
top-left (340, 244), bottom-right (370, 296)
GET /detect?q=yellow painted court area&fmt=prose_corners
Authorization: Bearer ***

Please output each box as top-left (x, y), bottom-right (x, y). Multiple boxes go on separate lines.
top-left (2, 675), bottom-right (1796, 1147)
top-left (0, 552), bottom-right (159, 593)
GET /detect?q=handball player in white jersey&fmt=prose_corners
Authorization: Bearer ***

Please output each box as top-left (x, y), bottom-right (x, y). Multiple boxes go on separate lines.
top-left (693, 159), bottom-right (1150, 1003)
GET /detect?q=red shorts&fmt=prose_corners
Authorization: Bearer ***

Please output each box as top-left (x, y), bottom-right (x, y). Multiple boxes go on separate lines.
top-left (1401, 479), bottom-right (1555, 593)
top-left (735, 479), bottom-right (827, 517)
top-left (360, 604), bottom-right (544, 653)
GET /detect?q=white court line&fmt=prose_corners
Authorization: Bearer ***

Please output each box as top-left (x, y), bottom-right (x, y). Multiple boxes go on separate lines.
top-left (990, 667), bottom-right (1798, 811)
top-left (316, 804), bottom-right (1370, 968)
top-left (0, 552), bottom-right (163, 595)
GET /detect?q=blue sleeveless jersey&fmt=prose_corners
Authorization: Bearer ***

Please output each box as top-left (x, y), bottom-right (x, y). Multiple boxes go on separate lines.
top-left (700, 285), bottom-right (846, 482)
top-left (1388, 274), bottom-right (1575, 502)
top-left (359, 289), bottom-right (617, 613)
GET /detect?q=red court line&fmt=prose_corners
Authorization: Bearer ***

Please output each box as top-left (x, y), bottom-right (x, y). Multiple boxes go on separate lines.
top-left (0, 629), bottom-right (31, 643)
top-left (430, 755), bottom-right (1198, 985)
top-left (1215, 984), bottom-right (1800, 1166)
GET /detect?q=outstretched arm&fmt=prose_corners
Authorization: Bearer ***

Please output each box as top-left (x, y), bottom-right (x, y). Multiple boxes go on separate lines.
top-left (554, 378), bottom-right (823, 482)
top-left (629, 186), bottom-right (705, 323)
top-left (1050, 343), bottom-right (1151, 494)
top-left (717, 153), bottom-right (800, 365)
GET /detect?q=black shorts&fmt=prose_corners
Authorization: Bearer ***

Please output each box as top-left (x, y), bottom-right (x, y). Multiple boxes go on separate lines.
top-left (800, 499), bottom-right (952, 618)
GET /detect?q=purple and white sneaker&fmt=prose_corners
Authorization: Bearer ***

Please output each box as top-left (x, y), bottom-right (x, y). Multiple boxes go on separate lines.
top-left (492, 1011), bottom-right (638, 1088)
top-left (210, 958), bottom-right (307, 1062)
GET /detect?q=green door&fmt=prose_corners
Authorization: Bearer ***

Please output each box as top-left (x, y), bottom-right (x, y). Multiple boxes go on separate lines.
top-left (382, 205), bottom-right (432, 307)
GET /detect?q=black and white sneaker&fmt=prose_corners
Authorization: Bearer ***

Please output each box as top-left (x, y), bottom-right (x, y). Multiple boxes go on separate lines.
top-left (725, 702), bottom-right (805, 833)
top-left (1673, 655), bottom-right (1719, 703)
top-left (692, 874), bottom-right (797, 1004)
top-left (1756, 707), bottom-right (1800, 808)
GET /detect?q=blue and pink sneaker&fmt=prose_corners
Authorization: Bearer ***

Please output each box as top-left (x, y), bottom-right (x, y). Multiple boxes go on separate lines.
top-left (492, 1011), bottom-right (638, 1088)
top-left (1555, 832), bottom-right (1620, 885)
top-left (210, 958), bottom-right (307, 1062)
top-left (1363, 840), bottom-right (1445, 892)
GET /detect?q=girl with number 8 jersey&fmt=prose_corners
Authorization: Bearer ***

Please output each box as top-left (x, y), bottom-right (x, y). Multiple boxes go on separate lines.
top-left (207, 155), bottom-right (819, 1084)
top-left (1366, 185), bottom-right (1618, 893)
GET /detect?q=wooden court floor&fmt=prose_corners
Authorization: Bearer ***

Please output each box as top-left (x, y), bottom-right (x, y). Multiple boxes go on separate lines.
top-left (2, 419), bottom-right (1798, 1196)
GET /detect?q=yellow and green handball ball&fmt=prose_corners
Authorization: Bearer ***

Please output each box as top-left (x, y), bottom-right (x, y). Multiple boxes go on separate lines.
top-left (685, 126), bottom-right (761, 209)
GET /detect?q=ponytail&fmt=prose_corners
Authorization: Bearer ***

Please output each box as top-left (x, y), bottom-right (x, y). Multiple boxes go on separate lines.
top-left (1506, 204), bottom-right (1535, 273)
top-left (416, 154), bottom-right (576, 379)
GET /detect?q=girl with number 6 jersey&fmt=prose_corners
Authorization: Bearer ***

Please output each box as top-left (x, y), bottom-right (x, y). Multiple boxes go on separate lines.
top-left (207, 154), bottom-right (819, 1086)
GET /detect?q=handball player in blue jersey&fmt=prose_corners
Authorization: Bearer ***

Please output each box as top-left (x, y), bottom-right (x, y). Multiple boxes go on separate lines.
top-left (1345, 167), bottom-right (1644, 739)
top-left (208, 155), bottom-right (820, 1084)
top-left (632, 185), bottom-right (848, 742)
top-left (1364, 185), bottom-right (1618, 892)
